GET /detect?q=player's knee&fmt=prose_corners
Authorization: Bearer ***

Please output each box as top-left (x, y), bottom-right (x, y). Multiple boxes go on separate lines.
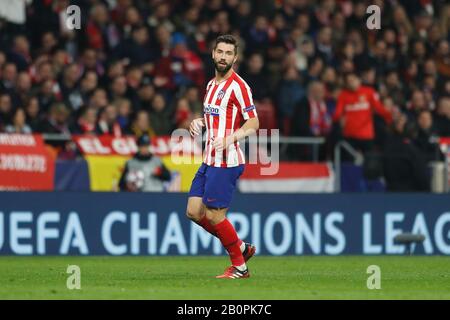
top-left (204, 211), bottom-right (215, 224)
top-left (205, 207), bottom-right (226, 225)
top-left (186, 207), bottom-right (201, 222)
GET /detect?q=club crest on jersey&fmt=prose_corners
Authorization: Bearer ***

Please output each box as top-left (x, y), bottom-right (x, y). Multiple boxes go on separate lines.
top-left (217, 89), bottom-right (226, 100)
top-left (204, 105), bottom-right (220, 116)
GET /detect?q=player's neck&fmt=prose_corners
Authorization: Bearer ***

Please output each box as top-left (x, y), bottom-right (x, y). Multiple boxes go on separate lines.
top-left (215, 69), bottom-right (234, 84)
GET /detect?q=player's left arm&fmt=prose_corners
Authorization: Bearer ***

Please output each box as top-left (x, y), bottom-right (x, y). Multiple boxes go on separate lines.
top-left (227, 117), bottom-right (259, 145)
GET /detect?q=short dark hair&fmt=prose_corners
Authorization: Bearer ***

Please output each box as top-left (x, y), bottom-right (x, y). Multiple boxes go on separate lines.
top-left (214, 35), bottom-right (238, 55)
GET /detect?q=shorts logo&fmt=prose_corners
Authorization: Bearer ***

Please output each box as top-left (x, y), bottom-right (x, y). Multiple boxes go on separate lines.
top-left (217, 89), bottom-right (226, 100)
top-left (204, 105), bottom-right (220, 116)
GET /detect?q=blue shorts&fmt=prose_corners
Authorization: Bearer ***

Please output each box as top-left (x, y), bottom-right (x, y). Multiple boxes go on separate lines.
top-left (188, 163), bottom-right (244, 209)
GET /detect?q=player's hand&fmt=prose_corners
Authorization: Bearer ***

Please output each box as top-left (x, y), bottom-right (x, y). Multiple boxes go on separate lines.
top-left (212, 136), bottom-right (232, 152)
top-left (189, 118), bottom-right (204, 137)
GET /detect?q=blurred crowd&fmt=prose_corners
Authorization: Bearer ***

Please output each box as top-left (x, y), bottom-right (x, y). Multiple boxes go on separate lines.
top-left (0, 0), bottom-right (449, 168)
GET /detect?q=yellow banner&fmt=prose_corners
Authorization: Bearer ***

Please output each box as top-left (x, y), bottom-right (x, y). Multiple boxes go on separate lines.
top-left (85, 155), bottom-right (130, 191)
top-left (161, 155), bottom-right (202, 192)
top-left (85, 155), bottom-right (202, 192)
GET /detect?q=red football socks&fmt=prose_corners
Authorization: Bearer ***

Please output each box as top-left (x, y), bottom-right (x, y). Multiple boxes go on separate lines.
top-left (213, 219), bottom-right (245, 267)
top-left (198, 216), bottom-right (244, 251)
top-left (198, 216), bottom-right (216, 236)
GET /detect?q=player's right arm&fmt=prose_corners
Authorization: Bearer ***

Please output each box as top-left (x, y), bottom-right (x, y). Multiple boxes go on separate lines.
top-left (369, 89), bottom-right (393, 124)
top-left (189, 117), bottom-right (205, 137)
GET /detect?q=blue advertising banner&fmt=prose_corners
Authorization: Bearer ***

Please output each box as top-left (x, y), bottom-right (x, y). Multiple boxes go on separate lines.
top-left (0, 192), bottom-right (449, 255)
top-left (54, 159), bottom-right (90, 191)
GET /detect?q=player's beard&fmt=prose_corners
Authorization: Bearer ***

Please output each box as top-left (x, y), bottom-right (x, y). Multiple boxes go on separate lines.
top-left (214, 59), bottom-right (233, 75)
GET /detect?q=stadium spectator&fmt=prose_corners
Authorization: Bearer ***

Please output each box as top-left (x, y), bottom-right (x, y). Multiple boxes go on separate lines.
top-left (240, 52), bottom-right (270, 101)
top-left (316, 27), bottom-right (334, 64)
top-left (276, 66), bottom-right (305, 131)
top-left (384, 70), bottom-right (406, 108)
top-left (110, 76), bottom-right (128, 102)
top-left (85, 2), bottom-right (120, 52)
top-left (96, 104), bottom-right (122, 137)
top-left (288, 81), bottom-right (331, 160)
top-left (79, 48), bottom-right (104, 76)
top-left (5, 108), bottom-right (31, 134)
top-left (38, 102), bottom-right (70, 135)
top-left (1, 62), bottom-right (18, 93)
top-left (118, 134), bottom-right (171, 192)
top-left (434, 97), bottom-right (450, 137)
top-left (115, 98), bottom-right (132, 131)
top-left (137, 82), bottom-right (156, 109)
top-left (101, 60), bottom-right (126, 89)
top-left (435, 39), bottom-right (450, 79)
top-left (0, 93), bottom-right (13, 129)
top-left (183, 85), bottom-right (202, 115)
top-left (406, 89), bottom-right (429, 119)
top-left (73, 107), bottom-right (97, 135)
top-left (175, 98), bottom-right (193, 130)
top-left (14, 71), bottom-right (32, 108)
top-left (37, 79), bottom-right (58, 114)
top-left (246, 15), bottom-right (270, 53)
top-left (8, 35), bottom-right (31, 72)
top-left (114, 24), bottom-right (156, 67)
top-left (414, 109), bottom-right (443, 162)
top-left (320, 66), bottom-right (339, 108)
top-left (383, 114), bottom-right (430, 192)
top-left (333, 72), bottom-right (392, 157)
top-left (146, 2), bottom-right (174, 33)
top-left (169, 34), bottom-right (205, 89)
top-left (38, 31), bottom-right (58, 56)
top-left (88, 88), bottom-right (109, 110)
top-left (121, 6), bottom-right (144, 37)
top-left (24, 96), bottom-right (41, 132)
top-left (150, 93), bottom-right (173, 135)
top-left (80, 71), bottom-right (99, 102)
top-left (59, 63), bottom-right (82, 111)
top-left (129, 110), bottom-right (156, 139)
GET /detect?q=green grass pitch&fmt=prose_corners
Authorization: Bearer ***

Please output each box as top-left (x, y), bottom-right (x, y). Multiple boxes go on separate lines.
top-left (0, 256), bottom-right (449, 299)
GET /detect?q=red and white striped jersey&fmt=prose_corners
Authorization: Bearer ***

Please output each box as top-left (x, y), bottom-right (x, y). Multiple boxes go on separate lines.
top-left (202, 70), bottom-right (257, 167)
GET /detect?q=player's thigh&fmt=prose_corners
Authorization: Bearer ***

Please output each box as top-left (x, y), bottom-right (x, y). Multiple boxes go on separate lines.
top-left (203, 165), bottom-right (244, 209)
top-left (187, 164), bottom-right (208, 221)
top-left (188, 163), bottom-right (207, 198)
top-left (186, 196), bottom-right (206, 221)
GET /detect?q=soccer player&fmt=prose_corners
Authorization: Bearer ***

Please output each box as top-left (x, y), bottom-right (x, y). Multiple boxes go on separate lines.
top-left (186, 35), bottom-right (259, 279)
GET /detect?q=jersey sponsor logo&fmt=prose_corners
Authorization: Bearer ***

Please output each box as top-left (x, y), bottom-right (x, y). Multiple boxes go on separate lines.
top-left (244, 105), bottom-right (255, 112)
top-left (345, 101), bottom-right (370, 112)
top-left (204, 105), bottom-right (220, 116)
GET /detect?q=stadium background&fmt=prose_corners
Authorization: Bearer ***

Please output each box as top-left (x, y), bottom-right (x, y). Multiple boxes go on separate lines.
top-left (0, 0), bottom-right (450, 300)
